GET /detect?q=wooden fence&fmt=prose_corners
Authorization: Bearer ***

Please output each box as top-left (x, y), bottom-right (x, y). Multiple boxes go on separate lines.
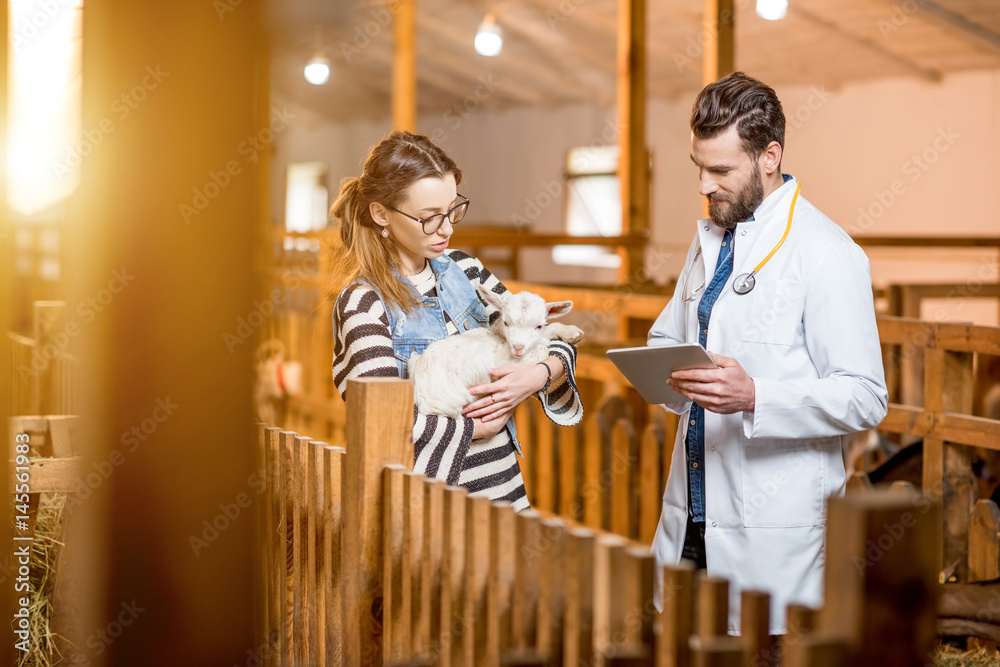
top-left (258, 378), bottom-right (942, 666)
top-left (8, 301), bottom-right (76, 416)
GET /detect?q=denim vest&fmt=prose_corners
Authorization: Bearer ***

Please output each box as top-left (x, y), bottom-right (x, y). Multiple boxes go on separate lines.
top-left (338, 254), bottom-right (521, 454)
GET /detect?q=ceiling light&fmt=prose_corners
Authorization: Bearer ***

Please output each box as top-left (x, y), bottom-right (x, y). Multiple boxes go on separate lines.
top-left (474, 16), bottom-right (503, 57)
top-left (304, 56), bottom-right (330, 85)
top-left (756, 0), bottom-right (788, 21)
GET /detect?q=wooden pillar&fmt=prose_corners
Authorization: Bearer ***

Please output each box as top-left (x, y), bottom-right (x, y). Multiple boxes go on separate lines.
top-left (0, 1), bottom-right (12, 660)
top-left (342, 378), bottom-right (414, 666)
top-left (702, 0), bottom-right (735, 85)
top-left (70, 1), bottom-right (265, 663)
top-left (616, 0), bottom-right (649, 295)
top-left (393, 0), bottom-right (417, 131)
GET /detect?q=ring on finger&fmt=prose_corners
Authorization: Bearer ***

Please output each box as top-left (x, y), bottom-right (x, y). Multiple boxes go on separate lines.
top-left (491, 395), bottom-right (496, 405)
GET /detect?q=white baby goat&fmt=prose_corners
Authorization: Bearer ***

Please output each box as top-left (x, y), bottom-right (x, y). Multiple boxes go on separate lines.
top-left (409, 285), bottom-right (584, 419)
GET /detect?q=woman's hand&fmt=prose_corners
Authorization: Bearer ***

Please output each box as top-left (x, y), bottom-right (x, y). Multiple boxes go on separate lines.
top-left (471, 407), bottom-right (515, 439)
top-left (464, 362), bottom-right (551, 422)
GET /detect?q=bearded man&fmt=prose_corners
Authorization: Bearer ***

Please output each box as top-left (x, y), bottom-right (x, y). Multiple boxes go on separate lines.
top-left (648, 72), bottom-right (887, 635)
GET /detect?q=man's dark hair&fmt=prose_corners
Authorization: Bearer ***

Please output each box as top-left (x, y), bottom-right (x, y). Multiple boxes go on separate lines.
top-left (691, 72), bottom-right (785, 159)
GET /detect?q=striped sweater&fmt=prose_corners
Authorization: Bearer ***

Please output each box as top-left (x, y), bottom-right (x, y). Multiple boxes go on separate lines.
top-left (332, 250), bottom-right (583, 510)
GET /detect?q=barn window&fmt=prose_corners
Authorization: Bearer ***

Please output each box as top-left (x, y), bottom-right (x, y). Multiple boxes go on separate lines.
top-left (552, 145), bottom-right (622, 269)
top-left (285, 162), bottom-right (329, 233)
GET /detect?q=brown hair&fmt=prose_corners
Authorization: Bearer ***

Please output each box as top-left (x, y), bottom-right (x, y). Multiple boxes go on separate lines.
top-left (329, 130), bottom-right (463, 314)
top-left (691, 72), bottom-right (785, 160)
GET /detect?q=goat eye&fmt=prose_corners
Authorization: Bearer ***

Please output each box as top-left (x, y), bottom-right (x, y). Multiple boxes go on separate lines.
top-left (535, 325), bottom-right (543, 330)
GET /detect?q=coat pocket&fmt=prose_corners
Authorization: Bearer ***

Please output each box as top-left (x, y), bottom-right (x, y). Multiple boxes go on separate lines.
top-left (741, 278), bottom-right (805, 346)
top-left (741, 439), bottom-right (826, 528)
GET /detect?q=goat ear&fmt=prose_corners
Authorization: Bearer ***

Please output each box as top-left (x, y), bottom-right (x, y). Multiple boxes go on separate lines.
top-left (545, 300), bottom-right (573, 319)
top-left (477, 284), bottom-right (506, 310)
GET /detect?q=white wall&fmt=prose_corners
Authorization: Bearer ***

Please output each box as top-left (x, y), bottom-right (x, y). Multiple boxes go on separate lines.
top-left (271, 68), bottom-right (1000, 323)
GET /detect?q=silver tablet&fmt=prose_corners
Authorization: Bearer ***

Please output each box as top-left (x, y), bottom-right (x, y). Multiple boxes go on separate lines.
top-left (606, 344), bottom-right (718, 405)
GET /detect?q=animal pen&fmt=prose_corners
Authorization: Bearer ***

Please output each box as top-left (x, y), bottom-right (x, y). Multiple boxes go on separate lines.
top-left (250, 225), bottom-right (1000, 664)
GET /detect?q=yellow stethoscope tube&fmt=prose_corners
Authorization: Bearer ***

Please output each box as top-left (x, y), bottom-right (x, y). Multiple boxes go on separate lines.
top-left (682, 183), bottom-right (802, 301)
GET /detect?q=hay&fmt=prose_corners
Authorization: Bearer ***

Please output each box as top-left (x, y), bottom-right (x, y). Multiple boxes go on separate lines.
top-left (15, 493), bottom-right (67, 667)
top-left (934, 644), bottom-right (1000, 666)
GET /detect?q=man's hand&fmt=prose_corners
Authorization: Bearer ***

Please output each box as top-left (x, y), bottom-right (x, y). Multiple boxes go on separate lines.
top-left (666, 352), bottom-right (755, 414)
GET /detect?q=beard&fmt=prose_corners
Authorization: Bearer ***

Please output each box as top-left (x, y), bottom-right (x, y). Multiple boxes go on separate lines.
top-left (707, 163), bottom-right (765, 230)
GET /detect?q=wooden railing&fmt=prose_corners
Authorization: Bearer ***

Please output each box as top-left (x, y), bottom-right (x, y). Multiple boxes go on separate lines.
top-left (257, 378), bottom-right (941, 666)
top-left (8, 301), bottom-right (76, 416)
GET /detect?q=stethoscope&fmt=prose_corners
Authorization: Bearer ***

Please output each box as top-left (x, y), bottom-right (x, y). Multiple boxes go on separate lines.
top-left (682, 183), bottom-right (801, 300)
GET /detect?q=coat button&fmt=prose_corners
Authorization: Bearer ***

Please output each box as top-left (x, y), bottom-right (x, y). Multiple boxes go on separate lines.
top-left (464, 321), bottom-right (470, 330)
top-left (692, 462), bottom-right (698, 468)
top-left (704, 225), bottom-right (709, 231)
top-left (710, 446), bottom-right (717, 452)
top-left (742, 230), bottom-right (747, 236)
top-left (690, 419), bottom-right (696, 426)
top-left (712, 521), bottom-right (717, 527)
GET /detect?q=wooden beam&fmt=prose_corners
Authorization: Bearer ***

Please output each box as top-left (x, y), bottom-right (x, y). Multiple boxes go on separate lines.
top-left (914, 0), bottom-right (1000, 56)
top-left (617, 0), bottom-right (649, 288)
top-left (791, 5), bottom-right (942, 83)
top-left (702, 0), bottom-right (735, 85)
top-left (393, 0), bottom-right (417, 131)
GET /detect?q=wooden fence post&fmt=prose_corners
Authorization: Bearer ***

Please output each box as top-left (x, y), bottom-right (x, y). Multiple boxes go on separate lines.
top-left (564, 528), bottom-right (597, 667)
top-left (922, 347), bottom-right (975, 581)
top-left (342, 378), bottom-right (414, 667)
top-left (490, 502), bottom-right (517, 657)
top-left (656, 561), bottom-right (694, 667)
top-left (404, 471), bottom-right (425, 657)
top-left (611, 419), bottom-right (632, 538)
top-left (465, 495), bottom-right (493, 666)
top-left (538, 518), bottom-right (569, 661)
top-left (696, 575), bottom-right (729, 642)
top-left (280, 431), bottom-right (297, 664)
top-left (512, 510), bottom-right (543, 652)
top-left (969, 499), bottom-right (1000, 582)
top-left (583, 416), bottom-right (603, 529)
top-left (738, 591), bottom-right (770, 667)
top-left (820, 490), bottom-right (940, 664)
top-left (441, 485), bottom-right (469, 667)
top-left (383, 465), bottom-right (410, 662)
top-left (422, 479), bottom-right (446, 659)
top-left (325, 445), bottom-right (345, 665)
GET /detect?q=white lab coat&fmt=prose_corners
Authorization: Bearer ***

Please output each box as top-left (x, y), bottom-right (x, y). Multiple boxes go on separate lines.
top-left (648, 176), bottom-right (888, 635)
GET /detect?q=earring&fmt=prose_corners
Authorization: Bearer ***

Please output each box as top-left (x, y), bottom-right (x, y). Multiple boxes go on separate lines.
top-left (381, 228), bottom-right (389, 238)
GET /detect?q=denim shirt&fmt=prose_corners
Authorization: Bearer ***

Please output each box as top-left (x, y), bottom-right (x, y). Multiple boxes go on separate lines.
top-left (686, 228), bottom-right (734, 522)
top-left (346, 254), bottom-right (521, 454)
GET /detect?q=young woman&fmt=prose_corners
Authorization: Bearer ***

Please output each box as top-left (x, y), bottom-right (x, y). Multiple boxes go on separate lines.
top-left (330, 131), bottom-right (583, 510)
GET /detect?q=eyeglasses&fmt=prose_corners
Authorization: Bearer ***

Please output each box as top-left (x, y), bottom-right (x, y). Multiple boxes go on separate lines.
top-left (388, 194), bottom-right (470, 235)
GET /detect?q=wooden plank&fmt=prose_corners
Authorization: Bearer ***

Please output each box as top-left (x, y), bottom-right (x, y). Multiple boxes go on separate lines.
top-left (342, 378), bottom-right (414, 667)
top-left (310, 441), bottom-right (327, 665)
top-left (441, 485), bottom-right (469, 667)
top-left (781, 635), bottom-right (848, 667)
top-left (629, 546), bottom-right (657, 648)
top-left (657, 562), bottom-right (694, 667)
top-left (404, 471), bottom-right (424, 657)
top-left (383, 464), bottom-right (409, 663)
top-left (534, 401), bottom-right (555, 512)
top-left (697, 575), bottom-right (729, 641)
top-left (273, 430), bottom-right (292, 666)
top-left (616, 0), bottom-right (649, 285)
top-left (504, 281), bottom-right (668, 322)
top-left (583, 416), bottom-right (603, 530)
top-left (691, 637), bottom-right (742, 667)
top-left (281, 431), bottom-right (300, 664)
top-left (565, 528), bottom-right (597, 667)
top-left (263, 427), bottom-right (280, 665)
top-left (326, 446), bottom-right (345, 665)
top-left (560, 424), bottom-right (579, 520)
top-left (465, 495), bottom-right (493, 666)
top-left (301, 435), bottom-right (319, 667)
top-left (537, 518), bottom-right (568, 659)
top-left (738, 591), bottom-right (769, 667)
top-left (392, 0), bottom-right (415, 131)
top-left (511, 509), bottom-right (543, 652)
top-left (490, 502), bottom-right (517, 657)
top-left (639, 423), bottom-right (660, 545)
top-left (969, 499), bottom-right (1000, 582)
top-left (781, 604), bottom-right (814, 661)
top-left (422, 479), bottom-right (446, 661)
top-left (611, 419), bottom-right (632, 538)
top-left (819, 491), bottom-right (940, 664)
top-left (609, 540), bottom-right (642, 648)
top-left (595, 536), bottom-right (625, 666)
top-left (8, 456), bottom-right (80, 493)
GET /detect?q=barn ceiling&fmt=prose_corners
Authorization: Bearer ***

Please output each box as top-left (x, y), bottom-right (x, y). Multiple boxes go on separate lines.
top-left (266, 0), bottom-right (1000, 123)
